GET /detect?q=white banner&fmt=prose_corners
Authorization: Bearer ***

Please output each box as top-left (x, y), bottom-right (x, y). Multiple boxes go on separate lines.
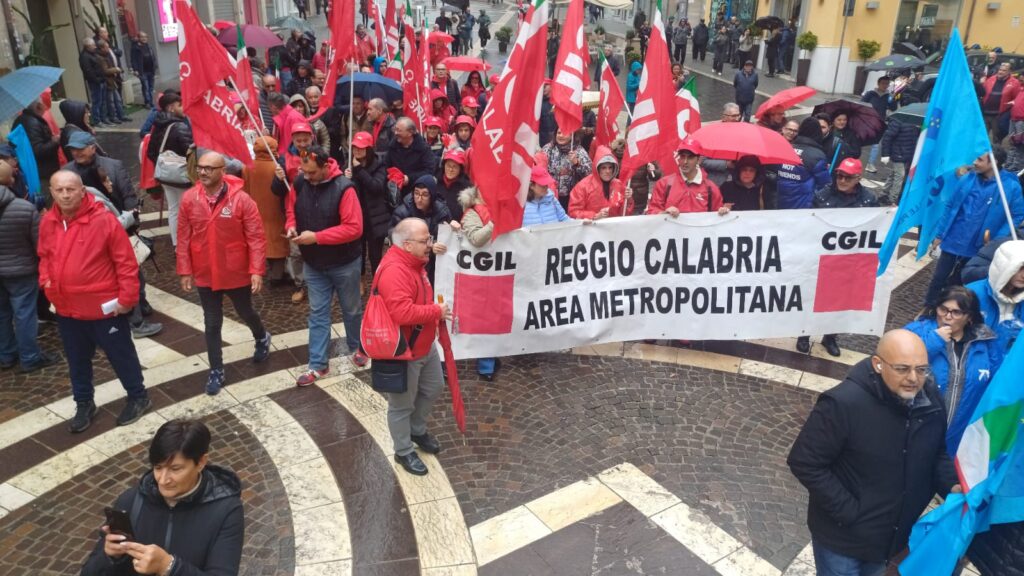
top-left (435, 209), bottom-right (897, 360)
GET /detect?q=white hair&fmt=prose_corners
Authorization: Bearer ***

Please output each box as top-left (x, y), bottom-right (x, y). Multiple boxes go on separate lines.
top-left (391, 218), bottom-right (427, 245)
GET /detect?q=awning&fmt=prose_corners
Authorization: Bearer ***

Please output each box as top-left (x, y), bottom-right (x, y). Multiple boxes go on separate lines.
top-left (553, 0), bottom-right (633, 9)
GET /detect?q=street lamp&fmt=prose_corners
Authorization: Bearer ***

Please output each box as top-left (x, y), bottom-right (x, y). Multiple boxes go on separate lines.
top-left (831, 0), bottom-right (855, 94)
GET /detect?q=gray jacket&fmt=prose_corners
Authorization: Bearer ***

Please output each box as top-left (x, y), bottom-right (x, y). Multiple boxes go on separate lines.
top-left (61, 155), bottom-right (138, 214)
top-left (0, 186), bottom-right (40, 279)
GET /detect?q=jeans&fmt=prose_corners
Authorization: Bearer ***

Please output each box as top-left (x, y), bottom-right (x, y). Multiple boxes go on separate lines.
top-left (129, 268), bottom-right (149, 327)
top-left (139, 73), bottom-right (155, 107)
top-left (305, 258), bottom-right (363, 370)
top-left (107, 84), bottom-right (126, 121)
top-left (387, 347), bottom-right (444, 456)
top-left (162, 183), bottom-right (188, 247)
top-left (738, 101), bottom-right (753, 122)
top-left (198, 286), bottom-right (266, 370)
top-left (288, 242), bottom-right (305, 287)
top-left (883, 162), bottom-right (907, 205)
top-left (811, 540), bottom-right (886, 576)
top-left (88, 81), bottom-right (109, 123)
top-left (925, 250), bottom-right (971, 308)
top-left (57, 314), bottom-right (146, 403)
top-left (0, 275), bottom-right (43, 366)
top-left (868, 144), bottom-right (880, 166)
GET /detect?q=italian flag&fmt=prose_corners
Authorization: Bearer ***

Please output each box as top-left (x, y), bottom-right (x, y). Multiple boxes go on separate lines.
top-left (956, 397), bottom-right (1023, 491)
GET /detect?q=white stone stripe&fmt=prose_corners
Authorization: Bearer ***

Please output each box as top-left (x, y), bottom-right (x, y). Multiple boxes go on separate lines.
top-left (471, 462), bottom-right (782, 575)
top-left (144, 286), bottom-right (252, 344)
top-left (133, 337), bottom-right (187, 368)
top-left (318, 374), bottom-right (477, 571)
top-left (230, 398), bottom-right (352, 571)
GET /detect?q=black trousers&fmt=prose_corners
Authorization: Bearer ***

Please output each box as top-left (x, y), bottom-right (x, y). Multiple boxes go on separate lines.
top-left (58, 314), bottom-right (146, 403)
top-left (197, 286), bottom-right (266, 370)
top-left (673, 43), bottom-right (687, 64)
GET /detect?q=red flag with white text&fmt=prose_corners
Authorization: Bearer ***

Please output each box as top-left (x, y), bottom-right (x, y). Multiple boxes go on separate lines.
top-left (323, 0), bottom-right (356, 109)
top-left (551, 0), bottom-right (588, 134)
top-left (620, 1), bottom-right (677, 182)
top-left (186, 83), bottom-right (255, 166)
top-left (401, 26), bottom-right (428, 127)
top-left (384, 0), bottom-right (400, 63)
top-left (174, 1), bottom-right (236, 107)
top-left (593, 51), bottom-right (625, 156)
top-left (469, 0), bottom-right (549, 237)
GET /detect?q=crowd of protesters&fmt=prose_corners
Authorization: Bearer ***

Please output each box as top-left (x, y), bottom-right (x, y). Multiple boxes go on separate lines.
top-left (2, 6), bottom-right (1024, 574)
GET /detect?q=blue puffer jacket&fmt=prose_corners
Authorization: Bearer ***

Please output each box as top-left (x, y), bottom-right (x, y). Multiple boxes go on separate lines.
top-left (966, 240), bottom-right (1024, 354)
top-left (522, 191), bottom-right (571, 227)
top-left (934, 170), bottom-right (1024, 257)
top-left (626, 62), bottom-right (643, 104)
top-left (904, 318), bottom-right (1003, 454)
top-left (776, 136), bottom-right (831, 209)
top-left (879, 118), bottom-right (920, 163)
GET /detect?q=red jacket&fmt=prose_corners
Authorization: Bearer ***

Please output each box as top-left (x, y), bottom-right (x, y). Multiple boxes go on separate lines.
top-left (982, 74), bottom-right (1022, 114)
top-left (567, 146), bottom-right (633, 218)
top-left (1012, 90), bottom-right (1024, 121)
top-left (176, 175), bottom-right (267, 291)
top-left (38, 193), bottom-right (140, 320)
top-left (284, 158), bottom-right (364, 244)
top-left (646, 168), bottom-right (723, 215)
top-left (375, 245), bottom-right (441, 360)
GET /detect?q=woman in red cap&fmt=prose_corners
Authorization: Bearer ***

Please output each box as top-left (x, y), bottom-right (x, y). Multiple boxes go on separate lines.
top-left (436, 148), bottom-right (472, 222)
top-left (345, 132), bottom-right (390, 274)
top-left (452, 115), bottom-right (475, 151)
top-left (431, 89), bottom-right (457, 131)
top-left (423, 116), bottom-right (447, 168)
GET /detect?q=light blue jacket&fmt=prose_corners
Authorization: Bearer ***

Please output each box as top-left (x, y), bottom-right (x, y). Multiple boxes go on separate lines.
top-left (522, 191), bottom-right (571, 227)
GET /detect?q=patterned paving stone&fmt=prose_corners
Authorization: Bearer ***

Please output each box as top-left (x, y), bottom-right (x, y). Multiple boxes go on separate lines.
top-left (0, 411), bottom-right (294, 575)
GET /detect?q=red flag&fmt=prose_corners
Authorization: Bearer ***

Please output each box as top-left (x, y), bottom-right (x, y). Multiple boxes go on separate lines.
top-left (436, 311), bottom-right (465, 434)
top-left (369, 0), bottom-right (386, 59)
top-left (174, 1), bottom-right (236, 107)
top-left (620, 3), bottom-right (677, 182)
top-left (593, 51), bottom-right (625, 156)
top-left (401, 26), bottom-right (429, 128)
top-left (469, 0), bottom-right (549, 237)
top-left (675, 83), bottom-right (701, 140)
top-left (322, 0), bottom-right (356, 109)
top-left (384, 0), bottom-right (400, 62)
top-left (550, 0), bottom-right (588, 134)
top-left (186, 83), bottom-right (254, 166)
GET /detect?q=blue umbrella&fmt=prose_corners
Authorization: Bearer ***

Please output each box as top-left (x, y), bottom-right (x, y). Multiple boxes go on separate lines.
top-left (0, 66), bottom-right (64, 123)
top-left (333, 73), bottom-right (403, 107)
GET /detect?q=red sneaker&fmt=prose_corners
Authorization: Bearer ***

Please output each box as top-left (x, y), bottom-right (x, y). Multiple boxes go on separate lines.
top-left (352, 351), bottom-right (369, 368)
top-left (295, 368), bottom-right (329, 387)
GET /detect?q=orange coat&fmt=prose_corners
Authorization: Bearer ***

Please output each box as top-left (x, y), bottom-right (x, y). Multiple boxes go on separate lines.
top-left (244, 137), bottom-right (290, 259)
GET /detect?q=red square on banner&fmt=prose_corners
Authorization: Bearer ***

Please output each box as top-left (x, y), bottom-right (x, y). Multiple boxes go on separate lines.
top-left (814, 253), bottom-right (879, 313)
top-left (454, 273), bottom-right (515, 334)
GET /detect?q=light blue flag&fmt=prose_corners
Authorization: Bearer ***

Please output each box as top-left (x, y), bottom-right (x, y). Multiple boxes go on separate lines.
top-left (899, 337), bottom-right (1024, 575)
top-left (7, 124), bottom-right (39, 198)
top-left (876, 28), bottom-right (990, 275)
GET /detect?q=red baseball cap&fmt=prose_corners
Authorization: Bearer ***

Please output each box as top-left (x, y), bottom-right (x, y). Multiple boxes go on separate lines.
top-left (425, 116), bottom-right (445, 129)
top-left (442, 148), bottom-right (466, 165)
top-left (454, 115), bottom-right (476, 128)
top-left (676, 136), bottom-right (703, 155)
top-left (489, 74), bottom-right (500, 86)
top-left (836, 157), bottom-right (863, 176)
top-left (351, 132), bottom-right (374, 149)
top-left (530, 164), bottom-right (556, 187)
top-left (292, 122), bottom-right (313, 135)
top-left (461, 96), bottom-right (480, 108)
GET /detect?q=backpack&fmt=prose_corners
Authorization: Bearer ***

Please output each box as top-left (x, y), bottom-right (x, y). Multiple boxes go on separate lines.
top-left (359, 262), bottom-right (422, 360)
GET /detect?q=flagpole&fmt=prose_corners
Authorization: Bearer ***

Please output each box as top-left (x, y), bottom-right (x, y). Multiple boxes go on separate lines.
top-left (227, 76), bottom-right (273, 161)
top-left (989, 150), bottom-right (1021, 242)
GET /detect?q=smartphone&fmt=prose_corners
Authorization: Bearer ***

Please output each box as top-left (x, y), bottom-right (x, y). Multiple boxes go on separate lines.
top-left (104, 507), bottom-right (134, 540)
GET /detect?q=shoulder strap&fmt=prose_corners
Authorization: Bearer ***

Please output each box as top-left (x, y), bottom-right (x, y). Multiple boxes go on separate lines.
top-left (157, 122), bottom-right (178, 155)
top-left (707, 184), bottom-right (714, 212)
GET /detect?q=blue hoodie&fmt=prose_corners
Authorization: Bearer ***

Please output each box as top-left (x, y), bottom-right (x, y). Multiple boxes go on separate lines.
top-left (626, 61), bottom-right (643, 105)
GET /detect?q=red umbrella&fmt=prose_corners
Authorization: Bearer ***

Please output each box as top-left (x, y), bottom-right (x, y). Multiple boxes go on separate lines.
top-left (436, 297), bottom-right (466, 434)
top-left (212, 20), bottom-right (235, 31)
top-left (429, 31), bottom-right (454, 44)
top-left (754, 86), bottom-right (816, 120)
top-left (690, 122), bottom-right (801, 165)
top-left (442, 56), bottom-right (492, 72)
top-left (217, 24), bottom-right (283, 48)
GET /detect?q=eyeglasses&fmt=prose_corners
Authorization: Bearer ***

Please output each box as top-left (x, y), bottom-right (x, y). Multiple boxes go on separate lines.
top-left (835, 173), bottom-right (858, 181)
top-left (936, 304), bottom-right (965, 319)
top-left (405, 235), bottom-right (434, 245)
top-left (196, 165), bottom-right (225, 173)
top-left (876, 356), bottom-right (932, 378)
top-left (722, 113), bottom-right (741, 118)
top-left (413, 191), bottom-right (432, 198)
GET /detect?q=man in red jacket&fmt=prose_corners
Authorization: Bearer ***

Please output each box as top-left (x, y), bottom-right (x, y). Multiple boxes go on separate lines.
top-left (177, 152), bottom-right (271, 396)
top-left (286, 146), bottom-right (366, 386)
top-left (646, 137), bottom-right (731, 217)
top-left (39, 170), bottom-right (150, 433)
top-left (379, 217), bottom-right (452, 475)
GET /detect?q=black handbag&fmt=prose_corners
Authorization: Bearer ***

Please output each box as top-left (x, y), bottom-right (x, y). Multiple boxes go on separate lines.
top-left (368, 326), bottom-right (422, 394)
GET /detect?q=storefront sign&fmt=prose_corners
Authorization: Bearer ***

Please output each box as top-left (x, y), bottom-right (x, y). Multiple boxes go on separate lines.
top-left (434, 209), bottom-right (896, 360)
top-left (158, 0), bottom-right (178, 42)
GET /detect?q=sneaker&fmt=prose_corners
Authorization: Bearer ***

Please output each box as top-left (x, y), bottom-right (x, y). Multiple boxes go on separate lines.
top-left (291, 287), bottom-right (306, 303)
top-left (18, 352), bottom-right (57, 373)
top-left (865, 163), bottom-right (878, 173)
top-left (254, 332), bottom-right (272, 363)
top-left (38, 309), bottom-right (58, 324)
top-left (796, 336), bottom-right (811, 354)
top-left (352, 350), bottom-right (369, 368)
top-left (69, 401), bottom-right (97, 433)
top-left (206, 369), bottom-right (225, 395)
top-left (116, 396), bottom-right (152, 426)
top-left (132, 321), bottom-right (163, 339)
top-left (0, 358), bottom-right (15, 370)
top-left (295, 367), bottom-right (329, 387)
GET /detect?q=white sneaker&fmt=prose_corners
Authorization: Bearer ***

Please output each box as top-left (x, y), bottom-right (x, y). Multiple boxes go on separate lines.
top-left (865, 164), bottom-right (877, 173)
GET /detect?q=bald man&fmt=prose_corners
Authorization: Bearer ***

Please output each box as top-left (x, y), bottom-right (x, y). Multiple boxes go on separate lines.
top-left (39, 171), bottom-right (150, 433)
top-left (788, 329), bottom-right (959, 574)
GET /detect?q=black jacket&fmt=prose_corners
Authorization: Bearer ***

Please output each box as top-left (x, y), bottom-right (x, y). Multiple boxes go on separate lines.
top-left (880, 119), bottom-right (920, 163)
top-left (80, 465), bottom-right (244, 576)
top-left (129, 40), bottom-right (157, 74)
top-left (812, 183), bottom-right (880, 209)
top-left (969, 521), bottom-right (1024, 576)
top-left (12, 109), bottom-right (61, 181)
top-left (436, 173), bottom-right (472, 222)
top-left (787, 359), bottom-right (957, 562)
top-left (147, 112), bottom-right (194, 163)
top-left (0, 186), bottom-right (39, 279)
top-left (351, 154), bottom-right (390, 239)
top-left (384, 134), bottom-right (437, 198)
top-left (961, 225), bottom-right (1024, 285)
top-left (59, 100), bottom-right (107, 160)
top-left (62, 156), bottom-right (138, 213)
top-left (389, 190), bottom-right (453, 282)
top-left (79, 49), bottom-right (106, 84)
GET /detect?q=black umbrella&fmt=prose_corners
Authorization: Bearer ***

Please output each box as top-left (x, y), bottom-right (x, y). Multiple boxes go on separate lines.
top-left (754, 16), bottom-right (785, 30)
top-left (896, 42), bottom-right (926, 60)
top-left (812, 98), bottom-right (886, 145)
top-left (865, 53), bottom-right (926, 71)
top-left (889, 102), bottom-right (928, 126)
top-left (442, 0), bottom-right (469, 11)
